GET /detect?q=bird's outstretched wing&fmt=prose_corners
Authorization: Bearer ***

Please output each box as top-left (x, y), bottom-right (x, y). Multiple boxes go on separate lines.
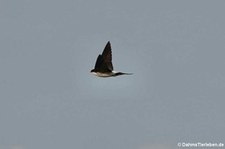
top-left (93, 54), bottom-right (111, 72)
top-left (101, 41), bottom-right (113, 71)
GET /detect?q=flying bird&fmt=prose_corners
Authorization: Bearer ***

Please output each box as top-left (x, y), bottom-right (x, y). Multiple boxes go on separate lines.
top-left (90, 41), bottom-right (132, 77)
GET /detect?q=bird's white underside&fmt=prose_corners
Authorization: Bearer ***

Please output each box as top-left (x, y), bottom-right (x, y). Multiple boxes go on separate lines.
top-left (91, 71), bottom-right (117, 77)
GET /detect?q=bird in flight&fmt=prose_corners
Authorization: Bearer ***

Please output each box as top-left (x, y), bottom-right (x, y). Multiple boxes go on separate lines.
top-left (90, 41), bottom-right (132, 77)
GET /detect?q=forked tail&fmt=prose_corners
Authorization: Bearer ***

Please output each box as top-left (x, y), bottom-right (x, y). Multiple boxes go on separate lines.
top-left (114, 72), bottom-right (133, 76)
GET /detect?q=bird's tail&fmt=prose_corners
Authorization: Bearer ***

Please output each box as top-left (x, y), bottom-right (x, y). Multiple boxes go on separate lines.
top-left (114, 72), bottom-right (133, 76)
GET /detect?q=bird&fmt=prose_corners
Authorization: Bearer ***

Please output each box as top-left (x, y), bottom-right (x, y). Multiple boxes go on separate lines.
top-left (90, 41), bottom-right (132, 77)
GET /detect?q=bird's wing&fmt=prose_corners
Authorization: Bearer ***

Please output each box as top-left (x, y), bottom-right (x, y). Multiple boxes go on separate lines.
top-left (94, 55), bottom-right (111, 72)
top-left (101, 41), bottom-right (113, 71)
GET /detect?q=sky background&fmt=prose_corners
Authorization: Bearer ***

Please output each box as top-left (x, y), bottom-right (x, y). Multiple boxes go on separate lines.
top-left (0, 0), bottom-right (225, 149)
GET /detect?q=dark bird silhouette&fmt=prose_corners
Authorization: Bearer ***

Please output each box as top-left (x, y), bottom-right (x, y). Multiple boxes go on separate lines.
top-left (90, 41), bottom-right (132, 77)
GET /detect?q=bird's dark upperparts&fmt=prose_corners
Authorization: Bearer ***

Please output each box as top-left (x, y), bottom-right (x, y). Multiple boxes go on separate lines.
top-left (90, 41), bottom-right (132, 77)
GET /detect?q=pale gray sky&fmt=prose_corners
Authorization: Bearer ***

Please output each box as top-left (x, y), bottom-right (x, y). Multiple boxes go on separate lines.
top-left (0, 0), bottom-right (225, 149)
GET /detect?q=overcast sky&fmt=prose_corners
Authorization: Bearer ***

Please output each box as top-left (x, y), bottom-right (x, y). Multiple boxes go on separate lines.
top-left (0, 0), bottom-right (225, 149)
